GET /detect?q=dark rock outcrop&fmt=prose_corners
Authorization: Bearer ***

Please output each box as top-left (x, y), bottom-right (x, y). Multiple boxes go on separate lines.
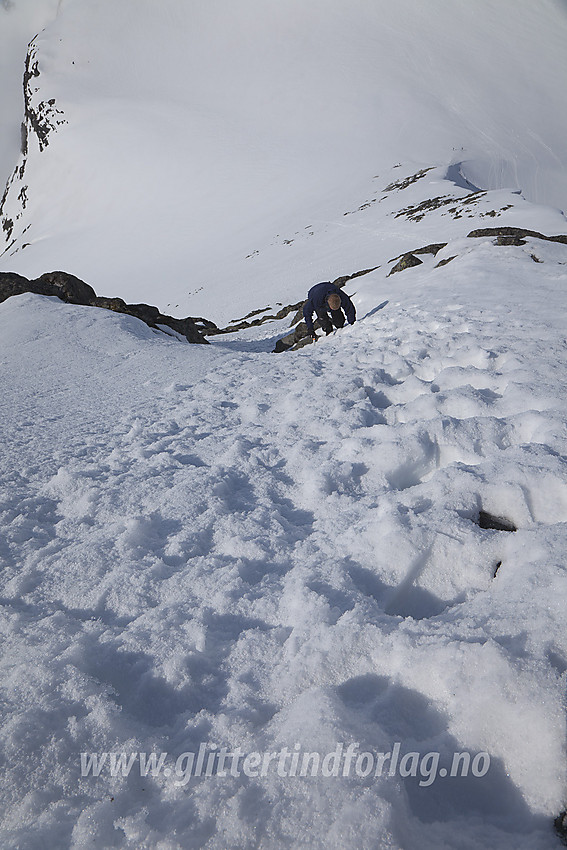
top-left (273, 321), bottom-right (315, 353)
top-left (0, 271), bottom-right (34, 301)
top-left (435, 255), bottom-right (457, 268)
top-left (495, 235), bottom-right (527, 246)
top-left (22, 38), bottom-right (68, 155)
top-left (467, 227), bottom-right (567, 245)
top-left (394, 190), bottom-right (491, 222)
top-left (0, 270), bottom-right (214, 343)
top-left (388, 253), bottom-right (423, 275)
top-left (555, 811), bottom-right (567, 846)
top-left (477, 510), bottom-right (517, 532)
top-left (389, 243), bottom-right (447, 263)
top-left (34, 270), bottom-right (98, 304)
top-left (1, 38), bottom-right (69, 258)
top-left (384, 168), bottom-right (434, 192)
top-left (331, 265), bottom-right (380, 288)
top-left (388, 244), bottom-right (446, 276)
top-left (217, 301), bottom-right (305, 335)
top-left (414, 243), bottom-right (447, 257)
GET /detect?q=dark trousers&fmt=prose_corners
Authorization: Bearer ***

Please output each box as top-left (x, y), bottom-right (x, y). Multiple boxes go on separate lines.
top-left (316, 307), bottom-right (345, 334)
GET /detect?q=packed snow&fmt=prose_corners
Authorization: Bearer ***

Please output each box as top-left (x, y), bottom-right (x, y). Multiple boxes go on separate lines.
top-left (2, 178), bottom-right (567, 846)
top-left (1, 1), bottom-right (567, 849)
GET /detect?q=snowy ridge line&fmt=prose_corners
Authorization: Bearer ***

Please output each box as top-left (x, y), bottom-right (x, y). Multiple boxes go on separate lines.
top-left (21, 35), bottom-right (66, 155)
top-left (0, 35), bottom-right (60, 251)
top-left (0, 268), bottom-right (216, 342)
top-left (387, 225), bottom-right (567, 277)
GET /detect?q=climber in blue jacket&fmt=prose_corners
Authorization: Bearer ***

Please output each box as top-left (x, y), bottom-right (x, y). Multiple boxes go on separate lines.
top-left (303, 282), bottom-right (356, 341)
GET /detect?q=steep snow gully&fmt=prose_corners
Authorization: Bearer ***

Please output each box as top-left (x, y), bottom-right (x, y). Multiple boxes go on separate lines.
top-left (1, 164), bottom-right (567, 849)
top-left (2, 0), bottom-right (567, 847)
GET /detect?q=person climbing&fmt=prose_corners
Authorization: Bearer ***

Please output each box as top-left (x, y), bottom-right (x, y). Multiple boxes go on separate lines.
top-left (302, 282), bottom-right (356, 342)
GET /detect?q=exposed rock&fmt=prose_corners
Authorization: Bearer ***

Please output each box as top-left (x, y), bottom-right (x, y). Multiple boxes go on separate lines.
top-left (384, 168), bottom-right (434, 192)
top-left (467, 226), bottom-right (567, 245)
top-left (0, 271), bottom-right (31, 301)
top-left (495, 235), bottom-right (526, 246)
top-left (0, 270), bottom-right (213, 343)
top-left (394, 195), bottom-right (454, 221)
top-left (389, 243), bottom-right (446, 264)
top-left (555, 811), bottom-right (567, 846)
top-left (435, 256), bottom-right (457, 268)
top-left (331, 265), bottom-right (380, 288)
top-left (20, 122), bottom-right (28, 157)
top-left (343, 200), bottom-right (377, 216)
top-left (217, 301), bottom-right (304, 334)
top-left (275, 320), bottom-right (343, 353)
top-left (388, 253), bottom-right (423, 275)
top-left (2, 217), bottom-right (14, 241)
top-left (273, 321), bottom-right (313, 353)
top-left (1, 39), bottom-right (68, 258)
top-left (415, 243), bottom-right (447, 257)
top-left (92, 295), bottom-right (215, 343)
top-left (234, 305), bottom-right (272, 321)
top-left (477, 510), bottom-right (517, 532)
top-left (34, 270), bottom-right (98, 304)
top-left (291, 335), bottom-right (315, 351)
top-left (395, 191), bottom-right (489, 222)
top-left (479, 205), bottom-right (513, 218)
top-left (22, 40), bottom-right (67, 153)
top-left (387, 226), bottom-right (567, 274)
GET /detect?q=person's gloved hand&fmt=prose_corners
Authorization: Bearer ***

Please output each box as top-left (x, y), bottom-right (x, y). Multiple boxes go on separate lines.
top-left (324, 327), bottom-right (333, 336)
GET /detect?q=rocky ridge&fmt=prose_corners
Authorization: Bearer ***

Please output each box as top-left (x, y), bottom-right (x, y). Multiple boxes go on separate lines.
top-left (0, 37), bottom-right (60, 257)
top-left (0, 270), bottom-right (214, 343)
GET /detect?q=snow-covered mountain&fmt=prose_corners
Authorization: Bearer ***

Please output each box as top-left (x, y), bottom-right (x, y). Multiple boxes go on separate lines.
top-left (1, 2), bottom-right (567, 849)
top-left (2, 0), bottom-right (567, 322)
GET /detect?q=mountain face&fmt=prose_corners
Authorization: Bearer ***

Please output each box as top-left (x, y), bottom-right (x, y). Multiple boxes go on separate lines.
top-left (0, 0), bottom-right (61, 180)
top-left (1, 0), bottom-right (567, 323)
top-left (1, 3), bottom-right (567, 849)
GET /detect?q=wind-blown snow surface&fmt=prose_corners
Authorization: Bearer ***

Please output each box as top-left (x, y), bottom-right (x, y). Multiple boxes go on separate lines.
top-left (1, 2), bottom-right (567, 847)
top-left (2, 0), bottom-right (567, 321)
top-left (1, 175), bottom-right (567, 847)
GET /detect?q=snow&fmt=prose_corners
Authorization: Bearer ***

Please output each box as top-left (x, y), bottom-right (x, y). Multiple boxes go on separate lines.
top-left (1, 210), bottom-right (567, 847)
top-left (0, 0), bottom-right (60, 180)
top-left (2, 0), bottom-right (567, 321)
top-left (1, 1), bottom-right (567, 848)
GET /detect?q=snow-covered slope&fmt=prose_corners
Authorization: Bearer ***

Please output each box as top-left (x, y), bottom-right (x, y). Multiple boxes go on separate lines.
top-left (0, 0), bottom-right (60, 181)
top-left (1, 2), bottom-right (567, 848)
top-left (1, 205), bottom-right (567, 847)
top-left (1, 0), bottom-right (567, 322)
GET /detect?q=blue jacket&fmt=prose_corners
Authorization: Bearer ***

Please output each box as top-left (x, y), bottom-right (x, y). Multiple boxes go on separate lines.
top-left (302, 282), bottom-right (356, 333)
